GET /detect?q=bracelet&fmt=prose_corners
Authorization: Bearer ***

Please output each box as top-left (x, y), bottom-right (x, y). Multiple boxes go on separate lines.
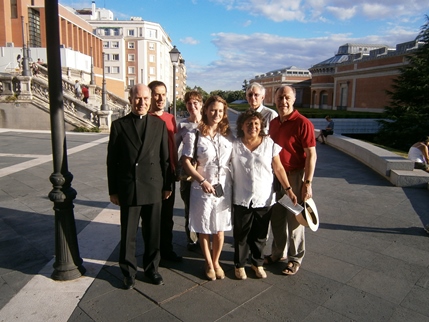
top-left (284, 186), bottom-right (292, 191)
top-left (199, 178), bottom-right (206, 186)
top-left (304, 179), bottom-right (311, 185)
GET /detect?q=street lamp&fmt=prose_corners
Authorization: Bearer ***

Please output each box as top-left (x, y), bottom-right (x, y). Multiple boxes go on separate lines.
top-left (100, 52), bottom-right (107, 111)
top-left (45, 0), bottom-right (85, 281)
top-left (90, 46), bottom-right (95, 85)
top-left (169, 45), bottom-right (180, 120)
top-left (21, 16), bottom-right (30, 76)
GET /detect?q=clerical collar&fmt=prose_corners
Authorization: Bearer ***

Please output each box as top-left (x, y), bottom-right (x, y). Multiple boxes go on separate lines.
top-left (131, 113), bottom-right (146, 120)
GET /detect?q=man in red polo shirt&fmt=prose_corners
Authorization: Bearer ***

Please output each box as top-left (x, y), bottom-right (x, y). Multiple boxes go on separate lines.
top-left (265, 85), bottom-right (317, 276)
top-left (148, 81), bottom-right (182, 263)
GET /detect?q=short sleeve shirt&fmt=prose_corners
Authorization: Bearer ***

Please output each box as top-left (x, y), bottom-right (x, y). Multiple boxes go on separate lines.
top-left (269, 110), bottom-right (315, 172)
top-left (231, 136), bottom-right (282, 208)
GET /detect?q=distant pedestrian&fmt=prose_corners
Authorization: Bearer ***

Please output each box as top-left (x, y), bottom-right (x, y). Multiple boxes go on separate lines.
top-left (74, 80), bottom-right (82, 99)
top-left (316, 115), bottom-right (334, 144)
top-left (82, 85), bottom-right (89, 103)
top-left (31, 62), bottom-right (39, 77)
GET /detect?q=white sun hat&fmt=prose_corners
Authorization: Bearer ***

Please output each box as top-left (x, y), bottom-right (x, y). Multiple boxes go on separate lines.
top-left (295, 198), bottom-right (319, 232)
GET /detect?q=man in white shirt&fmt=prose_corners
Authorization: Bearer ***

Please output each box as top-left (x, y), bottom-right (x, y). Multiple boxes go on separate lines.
top-left (246, 82), bottom-right (278, 134)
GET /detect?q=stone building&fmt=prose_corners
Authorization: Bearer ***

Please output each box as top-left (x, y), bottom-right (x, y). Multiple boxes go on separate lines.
top-left (249, 66), bottom-right (312, 107)
top-left (309, 41), bottom-right (424, 112)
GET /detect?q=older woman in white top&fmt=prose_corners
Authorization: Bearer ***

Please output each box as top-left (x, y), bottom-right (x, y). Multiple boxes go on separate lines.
top-left (408, 136), bottom-right (429, 171)
top-left (231, 109), bottom-right (297, 280)
top-left (182, 95), bottom-right (233, 281)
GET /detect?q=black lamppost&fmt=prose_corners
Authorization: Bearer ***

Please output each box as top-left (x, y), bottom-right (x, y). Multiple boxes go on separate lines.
top-left (45, 0), bottom-right (85, 280)
top-left (100, 52), bottom-right (107, 111)
top-left (90, 46), bottom-right (95, 85)
top-left (169, 46), bottom-right (180, 120)
top-left (21, 16), bottom-right (30, 76)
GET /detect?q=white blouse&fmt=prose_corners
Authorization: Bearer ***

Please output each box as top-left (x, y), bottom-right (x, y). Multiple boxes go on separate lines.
top-left (408, 146), bottom-right (427, 163)
top-left (231, 136), bottom-right (282, 208)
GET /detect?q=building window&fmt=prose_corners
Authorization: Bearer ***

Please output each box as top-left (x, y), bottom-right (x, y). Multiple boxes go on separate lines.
top-left (104, 53), bottom-right (110, 61)
top-left (128, 54), bottom-right (135, 62)
top-left (112, 54), bottom-right (119, 61)
top-left (113, 28), bottom-right (120, 36)
top-left (149, 43), bottom-right (155, 50)
top-left (128, 29), bottom-right (135, 36)
top-left (149, 67), bottom-right (155, 75)
top-left (104, 29), bottom-right (111, 36)
top-left (149, 55), bottom-right (155, 63)
top-left (112, 41), bottom-right (119, 48)
top-left (128, 42), bottom-right (135, 49)
top-left (103, 41), bottom-right (109, 48)
top-left (105, 66), bottom-right (110, 73)
top-left (28, 8), bottom-right (41, 47)
top-left (111, 66), bottom-right (120, 74)
top-left (11, 0), bottom-right (17, 18)
top-left (340, 85), bottom-right (348, 108)
top-left (128, 66), bottom-right (135, 74)
top-left (129, 78), bottom-right (135, 86)
top-left (146, 28), bottom-right (157, 38)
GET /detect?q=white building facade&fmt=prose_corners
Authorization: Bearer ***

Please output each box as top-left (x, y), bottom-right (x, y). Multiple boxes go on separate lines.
top-left (76, 2), bottom-right (186, 102)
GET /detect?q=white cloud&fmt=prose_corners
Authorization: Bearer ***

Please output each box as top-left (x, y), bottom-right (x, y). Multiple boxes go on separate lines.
top-left (243, 20), bottom-right (252, 27)
top-left (326, 6), bottom-right (357, 20)
top-left (180, 37), bottom-right (200, 45)
top-left (211, 0), bottom-right (428, 22)
top-left (186, 29), bottom-right (420, 92)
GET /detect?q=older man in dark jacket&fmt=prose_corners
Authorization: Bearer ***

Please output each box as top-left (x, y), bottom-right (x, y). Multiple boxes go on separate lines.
top-left (107, 84), bottom-right (173, 289)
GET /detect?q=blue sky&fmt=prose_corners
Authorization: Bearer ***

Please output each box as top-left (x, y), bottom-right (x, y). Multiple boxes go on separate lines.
top-left (61, 0), bottom-right (429, 92)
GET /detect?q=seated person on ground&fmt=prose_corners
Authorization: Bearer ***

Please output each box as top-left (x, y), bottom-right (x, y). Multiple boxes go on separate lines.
top-left (407, 136), bottom-right (429, 172)
top-left (316, 116), bottom-right (334, 144)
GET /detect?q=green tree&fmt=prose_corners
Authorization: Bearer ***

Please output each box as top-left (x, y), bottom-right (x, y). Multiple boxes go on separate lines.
top-left (376, 15), bottom-right (429, 151)
top-left (242, 79), bottom-right (249, 93)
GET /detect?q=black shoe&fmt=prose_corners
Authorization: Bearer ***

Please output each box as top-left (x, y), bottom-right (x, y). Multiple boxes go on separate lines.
top-left (161, 251), bottom-right (183, 262)
top-left (145, 272), bottom-right (164, 285)
top-left (123, 276), bottom-right (135, 290)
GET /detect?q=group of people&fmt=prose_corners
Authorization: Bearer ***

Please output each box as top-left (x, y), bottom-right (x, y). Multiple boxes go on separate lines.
top-left (74, 80), bottom-right (90, 103)
top-left (106, 81), bottom-right (317, 290)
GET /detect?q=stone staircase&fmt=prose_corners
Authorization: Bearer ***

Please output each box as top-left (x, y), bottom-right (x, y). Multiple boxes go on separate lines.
top-left (0, 65), bottom-right (130, 131)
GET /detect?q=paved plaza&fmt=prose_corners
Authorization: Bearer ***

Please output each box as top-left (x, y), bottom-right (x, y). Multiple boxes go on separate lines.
top-left (0, 127), bottom-right (428, 322)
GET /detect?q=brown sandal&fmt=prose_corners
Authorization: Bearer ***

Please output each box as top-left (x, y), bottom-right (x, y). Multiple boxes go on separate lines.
top-left (282, 261), bottom-right (300, 275)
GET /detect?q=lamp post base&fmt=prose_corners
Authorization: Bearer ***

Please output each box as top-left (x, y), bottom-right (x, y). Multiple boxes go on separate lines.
top-left (97, 110), bottom-right (113, 131)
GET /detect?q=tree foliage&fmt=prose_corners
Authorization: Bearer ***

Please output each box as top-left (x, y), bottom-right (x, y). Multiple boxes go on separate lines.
top-left (376, 15), bottom-right (429, 151)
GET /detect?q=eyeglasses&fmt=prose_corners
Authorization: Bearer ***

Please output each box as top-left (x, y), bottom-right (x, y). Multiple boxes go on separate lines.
top-left (247, 93), bottom-right (261, 98)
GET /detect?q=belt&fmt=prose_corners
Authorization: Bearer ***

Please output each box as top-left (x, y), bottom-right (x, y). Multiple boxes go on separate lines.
top-left (286, 168), bottom-right (303, 175)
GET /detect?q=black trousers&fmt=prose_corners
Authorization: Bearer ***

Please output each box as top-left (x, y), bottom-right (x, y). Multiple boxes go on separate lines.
top-left (119, 202), bottom-right (161, 278)
top-left (160, 183), bottom-right (176, 256)
top-left (233, 204), bottom-right (272, 267)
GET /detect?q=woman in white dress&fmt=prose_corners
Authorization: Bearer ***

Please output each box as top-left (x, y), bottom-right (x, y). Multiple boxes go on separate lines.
top-left (182, 95), bottom-right (233, 281)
